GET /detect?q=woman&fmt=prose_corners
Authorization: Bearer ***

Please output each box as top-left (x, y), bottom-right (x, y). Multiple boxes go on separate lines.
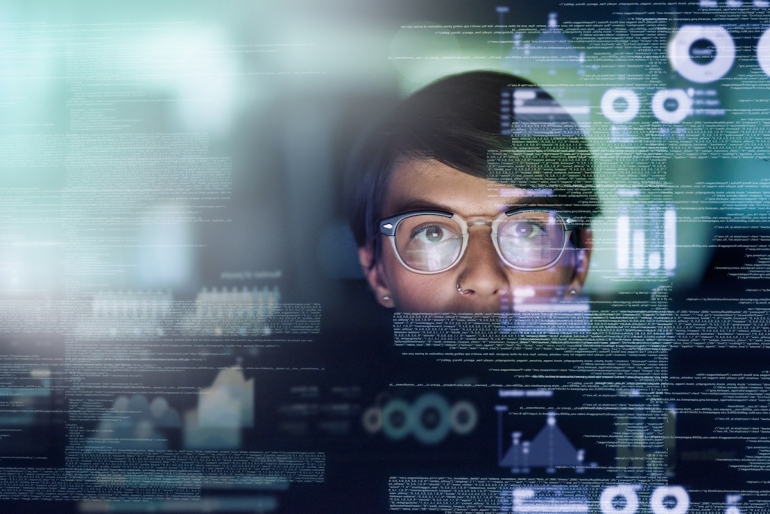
top-left (345, 71), bottom-right (600, 313)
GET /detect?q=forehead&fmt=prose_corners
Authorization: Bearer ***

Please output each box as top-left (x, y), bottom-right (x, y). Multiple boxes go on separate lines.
top-left (381, 159), bottom-right (549, 218)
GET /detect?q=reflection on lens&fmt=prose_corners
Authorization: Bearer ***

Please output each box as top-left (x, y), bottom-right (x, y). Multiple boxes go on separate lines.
top-left (395, 215), bottom-right (463, 272)
top-left (497, 211), bottom-right (566, 269)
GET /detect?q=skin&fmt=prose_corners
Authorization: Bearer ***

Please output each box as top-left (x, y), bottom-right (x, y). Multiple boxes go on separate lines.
top-left (358, 159), bottom-right (592, 313)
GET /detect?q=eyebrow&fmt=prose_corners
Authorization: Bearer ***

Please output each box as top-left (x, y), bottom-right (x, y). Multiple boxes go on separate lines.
top-left (388, 194), bottom-right (552, 217)
top-left (388, 198), bottom-right (456, 214)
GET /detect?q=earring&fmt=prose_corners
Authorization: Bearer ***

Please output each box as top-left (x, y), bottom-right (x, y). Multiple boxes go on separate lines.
top-left (570, 289), bottom-right (577, 295)
top-left (382, 295), bottom-right (391, 301)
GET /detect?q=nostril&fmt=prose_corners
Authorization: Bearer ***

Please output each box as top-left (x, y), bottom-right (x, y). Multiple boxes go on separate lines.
top-left (456, 282), bottom-right (473, 295)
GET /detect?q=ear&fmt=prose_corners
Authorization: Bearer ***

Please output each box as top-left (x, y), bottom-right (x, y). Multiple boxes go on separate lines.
top-left (358, 245), bottom-right (394, 308)
top-left (565, 227), bottom-right (593, 299)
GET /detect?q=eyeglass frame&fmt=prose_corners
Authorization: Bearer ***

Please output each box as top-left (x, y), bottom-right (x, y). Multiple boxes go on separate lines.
top-left (377, 208), bottom-right (580, 275)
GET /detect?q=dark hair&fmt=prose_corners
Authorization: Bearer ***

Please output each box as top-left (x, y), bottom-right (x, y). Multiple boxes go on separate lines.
top-left (345, 70), bottom-right (600, 264)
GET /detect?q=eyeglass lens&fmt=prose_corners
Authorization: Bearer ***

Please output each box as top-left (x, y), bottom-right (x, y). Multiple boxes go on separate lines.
top-left (497, 211), bottom-right (567, 269)
top-left (393, 212), bottom-right (566, 272)
top-left (395, 215), bottom-right (464, 272)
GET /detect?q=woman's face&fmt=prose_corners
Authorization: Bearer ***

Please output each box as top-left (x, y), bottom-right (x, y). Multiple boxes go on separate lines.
top-left (358, 159), bottom-right (592, 313)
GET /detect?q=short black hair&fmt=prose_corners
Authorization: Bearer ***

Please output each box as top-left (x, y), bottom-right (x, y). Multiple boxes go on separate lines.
top-left (345, 70), bottom-right (600, 264)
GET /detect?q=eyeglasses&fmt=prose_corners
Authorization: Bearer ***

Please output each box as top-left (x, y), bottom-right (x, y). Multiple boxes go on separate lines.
top-left (378, 208), bottom-right (579, 274)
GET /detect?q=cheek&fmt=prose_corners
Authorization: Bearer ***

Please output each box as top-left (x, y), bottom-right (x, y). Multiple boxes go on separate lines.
top-left (389, 269), bottom-right (459, 312)
top-left (379, 241), bottom-right (458, 311)
top-left (504, 263), bottom-right (573, 298)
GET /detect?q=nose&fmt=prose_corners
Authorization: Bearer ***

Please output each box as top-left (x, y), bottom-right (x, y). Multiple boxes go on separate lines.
top-left (455, 226), bottom-right (510, 298)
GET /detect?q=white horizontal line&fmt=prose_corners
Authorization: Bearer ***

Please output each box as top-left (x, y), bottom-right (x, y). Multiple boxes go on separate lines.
top-left (514, 303), bottom-right (590, 312)
top-left (514, 106), bottom-right (590, 115)
top-left (499, 389), bottom-right (553, 398)
top-left (514, 505), bottom-right (589, 513)
top-left (513, 90), bottom-right (537, 100)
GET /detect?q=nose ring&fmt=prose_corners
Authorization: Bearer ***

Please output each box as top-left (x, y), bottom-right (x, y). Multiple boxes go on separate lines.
top-left (457, 282), bottom-right (471, 295)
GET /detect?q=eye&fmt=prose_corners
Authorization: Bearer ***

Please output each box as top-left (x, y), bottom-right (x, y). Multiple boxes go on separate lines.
top-left (504, 220), bottom-right (545, 241)
top-left (412, 224), bottom-right (458, 244)
top-left (511, 221), bottom-right (542, 239)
